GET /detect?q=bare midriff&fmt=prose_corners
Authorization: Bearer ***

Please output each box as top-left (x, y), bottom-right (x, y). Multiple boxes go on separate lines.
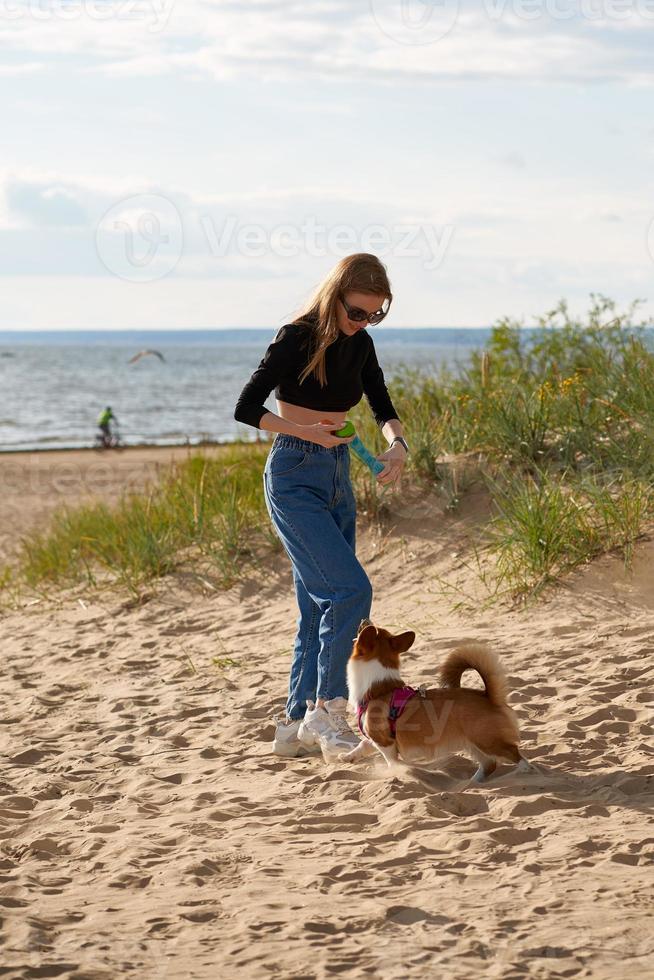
top-left (276, 399), bottom-right (348, 445)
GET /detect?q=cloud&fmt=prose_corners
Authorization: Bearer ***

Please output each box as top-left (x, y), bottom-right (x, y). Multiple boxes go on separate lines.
top-left (0, 61), bottom-right (44, 74)
top-left (0, 168), bottom-right (649, 293)
top-left (1, 1), bottom-right (654, 84)
top-left (499, 150), bottom-right (527, 169)
top-left (5, 179), bottom-right (88, 228)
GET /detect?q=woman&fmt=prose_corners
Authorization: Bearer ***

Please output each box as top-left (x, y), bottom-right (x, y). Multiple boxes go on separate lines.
top-left (234, 254), bottom-right (409, 758)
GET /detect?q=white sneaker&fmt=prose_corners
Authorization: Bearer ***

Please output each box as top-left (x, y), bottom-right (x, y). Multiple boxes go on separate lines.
top-left (272, 714), bottom-right (321, 758)
top-left (297, 698), bottom-right (361, 762)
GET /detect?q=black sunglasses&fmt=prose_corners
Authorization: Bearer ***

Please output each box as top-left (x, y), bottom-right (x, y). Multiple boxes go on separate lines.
top-left (340, 294), bottom-right (390, 326)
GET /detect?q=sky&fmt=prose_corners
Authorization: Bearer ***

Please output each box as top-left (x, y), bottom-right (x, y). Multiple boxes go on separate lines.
top-left (1, 0), bottom-right (653, 330)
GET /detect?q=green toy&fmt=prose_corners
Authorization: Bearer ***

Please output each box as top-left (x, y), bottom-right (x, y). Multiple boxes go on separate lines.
top-left (333, 420), bottom-right (385, 475)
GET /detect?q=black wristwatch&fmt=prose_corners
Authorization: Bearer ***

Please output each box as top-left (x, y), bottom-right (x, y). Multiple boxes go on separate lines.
top-left (391, 436), bottom-right (409, 454)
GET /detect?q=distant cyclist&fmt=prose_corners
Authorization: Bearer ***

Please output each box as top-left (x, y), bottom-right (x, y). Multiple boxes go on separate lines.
top-left (97, 406), bottom-right (118, 448)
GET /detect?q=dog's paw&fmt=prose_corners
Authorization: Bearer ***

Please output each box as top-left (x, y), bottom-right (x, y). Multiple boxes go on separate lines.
top-left (339, 740), bottom-right (376, 763)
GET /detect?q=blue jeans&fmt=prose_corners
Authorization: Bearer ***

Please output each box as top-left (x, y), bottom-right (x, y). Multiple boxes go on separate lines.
top-left (263, 434), bottom-right (373, 721)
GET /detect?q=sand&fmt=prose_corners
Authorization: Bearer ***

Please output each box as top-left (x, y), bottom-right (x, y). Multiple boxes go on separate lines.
top-left (1, 448), bottom-right (652, 979)
top-left (0, 445), bottom-right (235, 558)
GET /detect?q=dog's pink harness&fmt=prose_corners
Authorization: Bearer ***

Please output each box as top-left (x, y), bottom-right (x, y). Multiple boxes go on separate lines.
top-left (357, 685), bottom-right (419, 738)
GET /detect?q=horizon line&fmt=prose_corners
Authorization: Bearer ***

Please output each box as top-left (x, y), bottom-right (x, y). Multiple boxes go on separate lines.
top-left (0, 325), bottom-right (494, 334)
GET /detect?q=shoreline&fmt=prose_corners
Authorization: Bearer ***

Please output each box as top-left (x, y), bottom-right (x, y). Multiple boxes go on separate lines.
top-left (0, 438), bottom-right (269, 458)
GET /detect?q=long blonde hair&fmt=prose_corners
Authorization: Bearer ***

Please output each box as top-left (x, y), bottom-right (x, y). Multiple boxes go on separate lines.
top-left (294, 253), bottom-right (392, 386)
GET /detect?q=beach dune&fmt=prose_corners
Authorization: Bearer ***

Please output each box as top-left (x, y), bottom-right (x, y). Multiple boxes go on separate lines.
top-left (1, 448), bottom-right (652, 979)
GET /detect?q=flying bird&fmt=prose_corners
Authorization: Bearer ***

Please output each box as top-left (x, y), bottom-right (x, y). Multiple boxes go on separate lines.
top-left (128, 349), bottom-right (166, 365)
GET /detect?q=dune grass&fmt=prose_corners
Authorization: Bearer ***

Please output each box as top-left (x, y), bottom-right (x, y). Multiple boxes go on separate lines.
top-left (3, 295), bottom-right (654, 604)
top-left (350, 294), bottom-right (654, 598)
top-left (7, 445), bottom-right (275, 598)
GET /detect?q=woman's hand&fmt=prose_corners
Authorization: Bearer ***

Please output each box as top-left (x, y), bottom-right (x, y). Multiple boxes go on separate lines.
top-left (297, 421), bottom-right (355, 449)
top-left (375, 442), bottom-right (407, 488)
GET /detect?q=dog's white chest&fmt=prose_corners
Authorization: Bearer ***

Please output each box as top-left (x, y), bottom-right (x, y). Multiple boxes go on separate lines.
top-left (347, 658), bottom-right (402, 709)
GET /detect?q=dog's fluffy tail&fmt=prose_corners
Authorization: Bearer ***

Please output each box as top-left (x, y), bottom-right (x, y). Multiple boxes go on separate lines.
top-left (440, 643), bottom-right (509, 707)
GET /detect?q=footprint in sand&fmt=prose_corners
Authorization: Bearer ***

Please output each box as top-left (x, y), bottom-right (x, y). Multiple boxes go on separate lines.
top-left (385, 906), bottom-right (432, 924)
top-left (109, 871), bottom-right (153, 888)
top-left (8, 748), bottom-right (53, 766)
top-left (489, 827), bottom-right (541, 845)
top-left (510, 796), bottom-right (579, 817)
top-left (578, 707), bottom-right (637, 727)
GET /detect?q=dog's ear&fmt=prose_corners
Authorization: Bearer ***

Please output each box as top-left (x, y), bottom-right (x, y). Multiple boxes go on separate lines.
top-left (357, 624), bottom-right (377, 651)
top-left (391, 630), bottom-right (415, 654)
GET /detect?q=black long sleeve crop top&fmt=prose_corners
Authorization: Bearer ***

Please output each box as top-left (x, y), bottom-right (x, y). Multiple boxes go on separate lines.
top-left (234, 320), bottom-right (400, 430)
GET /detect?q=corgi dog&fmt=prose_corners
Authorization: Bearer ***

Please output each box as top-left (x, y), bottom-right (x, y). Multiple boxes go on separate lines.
top-left (344, 619), bottom-right (529, 782)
